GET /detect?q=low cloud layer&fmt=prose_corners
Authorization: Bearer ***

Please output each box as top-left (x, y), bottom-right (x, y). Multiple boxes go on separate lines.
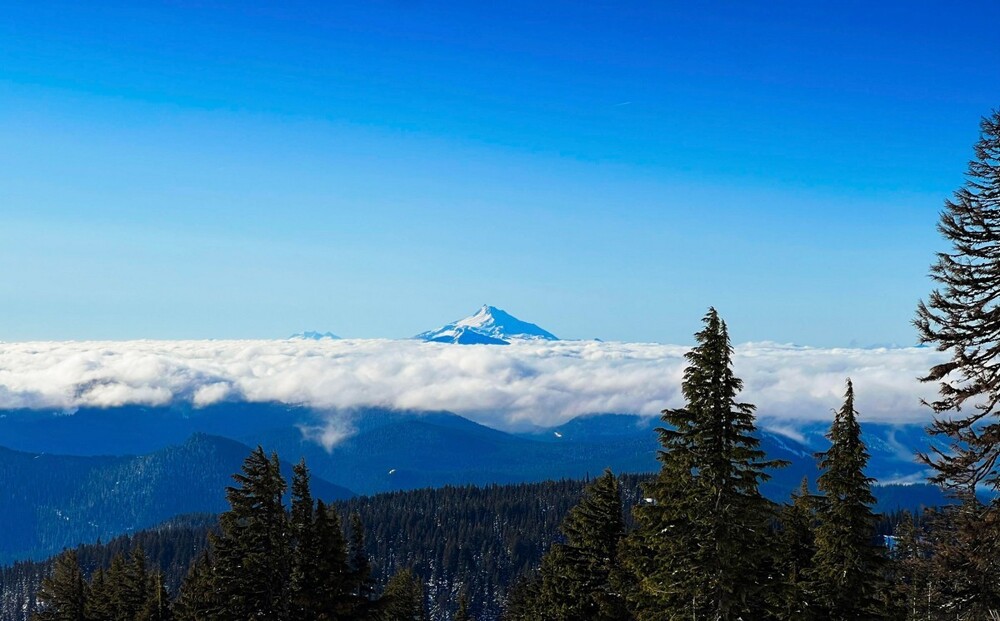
top-left (0, 339), bottom-right (946, 429)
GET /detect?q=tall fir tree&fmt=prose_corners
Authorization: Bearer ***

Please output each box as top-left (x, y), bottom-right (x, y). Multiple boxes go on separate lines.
top-left (531, 469), bottom-right (632, 621)
top-left (173, 552), bottom-right (215, 621)
top-left (123, 545), bottom-right (152, 619)
top-left (454, 591), bottom-right (475, 621)
top-left (917, 495), bottom-right (1000, 619)
top-left (915, 110), bottom-right (1000, 493)
top-left (341, 511), bottom-right (380, 621)
top-left (137, 572), bottom-right (172, 621)
top-left (33, 550), bottom-right (87, 621)
top-left (773, 478), bottom-right (818, 621)
top-left (501, 573), bottom-right (544, 621)
top-left (85, 567), bottom-right (113, 621)
top-left (210, 446), bottom-right (291, 621)
top-left (310, 500), bottom-right (354, 620)
top-left (886, 511), bottom-right (934, 621)
top-left (809, 380), bottom-right (884, 620)
top-left (92, 552), bottom-right (129, 620)
top-left (289, 459), bottom-right (320, 619)
top-left (382, 568), bottom-right (428, 621)
top-left (913, 107), bottom-right (1000, 621)
top-left (623, 308), bottom-right (785, 621)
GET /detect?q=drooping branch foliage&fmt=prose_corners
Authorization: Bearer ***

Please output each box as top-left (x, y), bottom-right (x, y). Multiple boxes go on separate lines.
top-left (915, 110), bottom-right (1000, 492)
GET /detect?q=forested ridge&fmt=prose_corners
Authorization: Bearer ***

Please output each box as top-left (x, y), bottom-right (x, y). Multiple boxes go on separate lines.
top-left (0, 477), bottom-right (920, 621)
top-left (13, 111), bottom-right (1000, 620)
top-left (13, 308), bottom-right (975, 620)
top-left (0, 434), bottom-right (353, 565)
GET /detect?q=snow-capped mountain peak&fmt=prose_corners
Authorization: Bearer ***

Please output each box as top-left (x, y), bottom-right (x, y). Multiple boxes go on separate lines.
top-left (415, 305), bottom-right (558, 345)
top-left (290, 331), bottom-right (341, 340)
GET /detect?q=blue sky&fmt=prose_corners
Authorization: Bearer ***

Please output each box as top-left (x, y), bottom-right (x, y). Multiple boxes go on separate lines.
top-left (2, 1), bottom-right (998, 345)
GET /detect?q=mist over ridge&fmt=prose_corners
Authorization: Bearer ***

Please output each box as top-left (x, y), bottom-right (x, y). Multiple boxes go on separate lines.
top-left (0, 337), bottom-right (942, 430)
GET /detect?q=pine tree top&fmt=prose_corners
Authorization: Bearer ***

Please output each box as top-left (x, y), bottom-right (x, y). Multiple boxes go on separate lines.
top-left (916, 110), bottom-right (1000, 491)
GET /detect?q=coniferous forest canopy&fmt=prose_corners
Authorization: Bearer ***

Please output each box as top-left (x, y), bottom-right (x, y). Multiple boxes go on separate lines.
top-left (9, 111), bottom-right (1000, 620)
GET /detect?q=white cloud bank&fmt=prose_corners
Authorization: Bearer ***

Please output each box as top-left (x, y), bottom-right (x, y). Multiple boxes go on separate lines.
top-left (0, 339), bottom-right (946, 429)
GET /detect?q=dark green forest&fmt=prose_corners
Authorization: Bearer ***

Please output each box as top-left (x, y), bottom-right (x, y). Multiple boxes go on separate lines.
top-left (14, 111), bottom-right (1000, 620)
top-left (0, 475), bottom-right (917, 621)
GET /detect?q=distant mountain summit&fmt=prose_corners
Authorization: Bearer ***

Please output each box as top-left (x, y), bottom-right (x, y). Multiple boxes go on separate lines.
top-left (416, 305), bottom-right (559, 345)
top-left (290, 331), bottom-right (341, 340)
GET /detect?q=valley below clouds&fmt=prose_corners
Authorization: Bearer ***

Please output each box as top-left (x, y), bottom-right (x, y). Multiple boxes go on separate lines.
top-left (0, 339), bottom-right (945, 430)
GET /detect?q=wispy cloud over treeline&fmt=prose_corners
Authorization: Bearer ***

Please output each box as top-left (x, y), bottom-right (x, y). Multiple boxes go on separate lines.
top-left (0, 339), bottom-right (943, 428)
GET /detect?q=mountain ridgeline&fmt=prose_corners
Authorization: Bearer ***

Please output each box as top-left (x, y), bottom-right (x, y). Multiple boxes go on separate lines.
top-left (0, 403), bottom-right (944, 566)
top-left (0, 434), bottom-right (352, 564)
top-left (10, 309), bottom-right (961, 621)
top-left (0, 308), bottom-right (965, 620)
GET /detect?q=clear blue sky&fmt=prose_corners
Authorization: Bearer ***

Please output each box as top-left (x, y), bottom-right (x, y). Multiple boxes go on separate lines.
top-left (2, 1), bottom-right (998, 345)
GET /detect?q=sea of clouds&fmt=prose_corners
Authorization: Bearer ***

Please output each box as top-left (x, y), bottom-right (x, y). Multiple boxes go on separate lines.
top-left (0, 339), bottom-right (947, 430)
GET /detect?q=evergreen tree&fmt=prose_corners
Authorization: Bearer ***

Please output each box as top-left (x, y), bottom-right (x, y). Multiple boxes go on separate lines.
top-left (210, 446), bottom-right (291, 621)
top-left (33, 550), bottom-right (87, 621)
top-left (172, 552), bottom-right (215, 621)
top-left (913, 107), bottom-right (1000, 621)
top-left (624, 308), bottom-right (785, 620)
top-left (85, 568), bottom-right (113, 621)
top-left (886, 512), bottom-right (933, 621)
top-left (137, 572), bottom-right (172, 621)
top-left (918, 496), bottom-right (1000, 619)
top-left (341, 511), bottom-right (379, 621)
top-left (915, 109), bottom-right (1000, 493)
top-left (381, 568), bottom-right (427, 621)
top-left (122, 545), bottom-right (152, 620)
top-left (454, 591), bottom-right (474, 621)
top-left (773, 478), bottom-right (818, 621)
top-left (809, 380), bottom-right (884, 620)
top-left (348, 511), bottom-right (374, 594)
top-left (81, 545), bottom-right (169, 621)
top-left (501, 573), bottom-right (543, 621)
top-left (313, 500), bottom-right (352, 619)
top-left (532, 470), bottom-right (631, 620)
top-left (95, 552), bottom-right (129, 621)
top-left (289, 459), bottom-right (319, 619)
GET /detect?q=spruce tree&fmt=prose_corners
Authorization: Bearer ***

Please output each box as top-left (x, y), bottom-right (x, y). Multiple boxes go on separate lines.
top-left (624, 308), bottom-right (784, 620)
top-left (915, 110), bottom-right (1000, 493)
top-left (913, 107), bottom-right (1000, 621)
top-left (773, 478), bottom-right (818, 621)
top-left (103, 552), bottom-right (129, 619)
top-left (313, 500), bottom-right (352, 619)
top-left (211, 446), bottom-right (291, 621)
top-left (918, 495), bottom-right (1000, 619)
top-left (501, 573), bottom-right (543, 621)
top-left (85, 568), bottom-right (113, 621)
top-left (123, 545), bottom-right (152, 619)
top-left (173, 552), bottom-right (215, 621)
top-left (533, 469), bottom-right (631, 621)
top-left (382, 568), bottom-right (428, 621)
top-left (809, 380), bottom-right (884, 620)
top-left (33, 550), bottom-right (87, 621)
top-left (886, 512), bottom-right (933, 621)
top-left (137, 572), bottom-right (172, 621)
top-left (454, 592), bottom-right (475, 621)
top-left (289, 459), bottom-right (319, 619)
top-left (342, 511), bottom-right (380, 621)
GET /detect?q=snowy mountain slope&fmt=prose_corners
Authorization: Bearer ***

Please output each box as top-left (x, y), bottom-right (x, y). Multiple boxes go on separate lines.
top-left (415, 305), bottom-right (558, 344)
top-left (290, 331), bottom-right (341, 340)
